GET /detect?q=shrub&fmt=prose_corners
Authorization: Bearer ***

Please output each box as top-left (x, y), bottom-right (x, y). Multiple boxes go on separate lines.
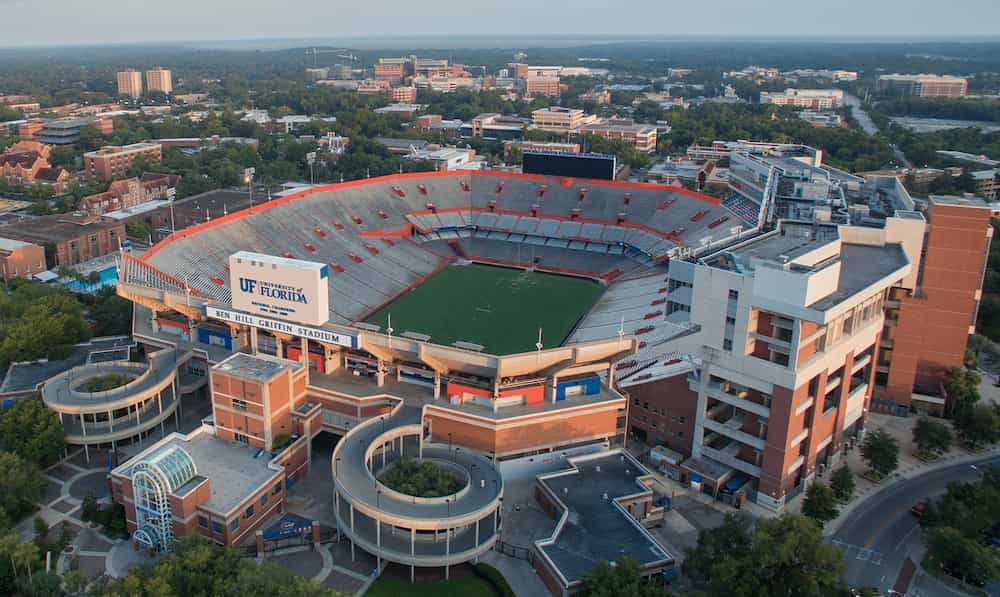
top-left (473, 563), bottom-right (515, 597)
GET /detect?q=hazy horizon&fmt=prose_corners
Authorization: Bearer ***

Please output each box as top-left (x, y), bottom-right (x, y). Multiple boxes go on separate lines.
top-left (0, 0), bottom-right (998, 49)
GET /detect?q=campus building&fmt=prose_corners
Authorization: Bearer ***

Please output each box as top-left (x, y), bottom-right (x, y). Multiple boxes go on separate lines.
top-left (878, 74), bottom-right (968, 98)
top-left (145, 67), bottom-right (173, 95)
top-left (531, 107), bottom-right (598, 132)
top-left (759, 88), bottom-right (844, 109)
top-left (117, 69), bottom-right (143, 99)
top-left (0, 214), bottom-right (125, 266)
top-left (79, 173), bottom-right (180, 216)
top-left (84, 142), bottom-right (163, 182)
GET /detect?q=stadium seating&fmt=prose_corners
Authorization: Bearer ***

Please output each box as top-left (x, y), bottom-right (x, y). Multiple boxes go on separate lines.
top-left (141, 172), bottom-right (743, 332)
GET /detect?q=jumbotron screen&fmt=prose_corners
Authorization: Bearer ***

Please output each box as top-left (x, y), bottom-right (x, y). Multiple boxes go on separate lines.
top-left (522, 151), bottom-right (617, 181)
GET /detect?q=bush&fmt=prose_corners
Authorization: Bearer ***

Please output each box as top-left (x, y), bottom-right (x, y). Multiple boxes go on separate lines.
top-left (271, 434), bottom-right (291, 451)
top-left (861, 428), bottom-right (899, 478)
top-left (830, 465), bottom-right (855, 502)
top-left (82, 373), bottom-right (134, 393)
top-left (378, 456), bottom-right (464, 498)
top-left (80, 494), bottom-right (128, 539)
top-left (473, 563), bottom-right (515, 597)
top-left (32, 517), bottom-right (48, 540)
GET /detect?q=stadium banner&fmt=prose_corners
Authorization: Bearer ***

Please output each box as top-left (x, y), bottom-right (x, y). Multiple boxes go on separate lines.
top-left (229, 251), bottom-right (330, 326)
top-left (204, 305), bottom-right (357, 349)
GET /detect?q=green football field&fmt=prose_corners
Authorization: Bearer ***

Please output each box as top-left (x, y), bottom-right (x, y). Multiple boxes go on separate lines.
top-left (364, 263), bottom-right (604, 355)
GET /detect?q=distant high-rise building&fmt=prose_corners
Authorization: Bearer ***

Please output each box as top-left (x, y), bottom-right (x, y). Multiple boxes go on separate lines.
top-left (525, 76), bottom-right (562, 98)
top-left (878, 74), bottom-right (968, 98)
top-left (145, 67), bottom-right (173, 95)
top-left (116, 69), bottom-right (143, 99)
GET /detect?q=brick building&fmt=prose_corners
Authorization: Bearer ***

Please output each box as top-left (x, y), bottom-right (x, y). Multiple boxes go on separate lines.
top-left (0, 214), bottom-right (125, 266)
top-left (116, 69), bottom-right (143, 99)
top-left (84, 142), bottom-right (163, 182)
top-left (79, 173), bottom-right (180, 216)
top-left (526, 76), bottom-right (562, 97)
top-left (145, 67), bottom-right (173, 94)
top-left (0, 238), bottom-right (46, 280)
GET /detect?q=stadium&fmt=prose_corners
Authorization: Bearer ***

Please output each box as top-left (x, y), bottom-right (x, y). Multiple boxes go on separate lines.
top-left (112, 171), bottom-right (757, 585)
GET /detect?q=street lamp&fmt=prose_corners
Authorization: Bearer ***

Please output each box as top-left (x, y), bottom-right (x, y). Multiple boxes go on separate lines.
top-left (376, 488), bottom-right (381, 510)
top-left (243, 167), bottom-right (255, 211)
top-left (335, 456), bottom-right (341, 477)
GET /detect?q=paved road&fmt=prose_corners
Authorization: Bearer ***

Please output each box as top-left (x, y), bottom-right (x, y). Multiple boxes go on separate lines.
top-left (831, 455), bottom-right (1000, 595)
top-left (845, 94), bottom-right (880, 135)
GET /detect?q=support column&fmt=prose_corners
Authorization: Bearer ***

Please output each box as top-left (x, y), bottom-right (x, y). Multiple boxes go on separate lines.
top-left (433, 371), bottom-right (441, 399)
top-left (157, 391), bottom-right (164, 435)
top-left (80, 414), bottom-right (89, 462)
top-left (350, 504), bottom-right (355, 561)
top-left (376, 516), bottom-right (382, 570)
top-left (300, 337), bottom-right (309, 368)
top-left (376, 359), bottom-right (386, 387)
top-left (249, 326), bottom-right (259, 354)
top-left (445, 529), bottom-right (450, 579)
top-left (108, 409), bottom-right (114, 434)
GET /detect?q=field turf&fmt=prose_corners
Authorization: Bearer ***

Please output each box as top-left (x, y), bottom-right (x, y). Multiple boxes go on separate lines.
top-left (364, 263), bottom-right (604, 355)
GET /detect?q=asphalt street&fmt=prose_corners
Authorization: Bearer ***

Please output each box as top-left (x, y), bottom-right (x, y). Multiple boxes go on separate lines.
top-left (831, 455), bottom-right (1000, 595)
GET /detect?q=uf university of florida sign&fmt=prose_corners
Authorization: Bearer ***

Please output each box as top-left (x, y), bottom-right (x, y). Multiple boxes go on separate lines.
top-left (229, 251), bottom-right (330, 326)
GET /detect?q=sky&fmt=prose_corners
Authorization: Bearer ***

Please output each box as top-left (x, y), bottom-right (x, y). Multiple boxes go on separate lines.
top-left (0, 0), bottom-right (997, 48)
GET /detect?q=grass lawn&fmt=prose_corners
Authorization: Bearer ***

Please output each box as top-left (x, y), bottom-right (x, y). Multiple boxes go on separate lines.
top-left (364, 574), bottom-right (498, 597)
top-left (365, 263), bottom-right (604, 355)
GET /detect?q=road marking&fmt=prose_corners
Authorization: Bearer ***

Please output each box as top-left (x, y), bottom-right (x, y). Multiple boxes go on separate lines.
top-left (864, 505), bottom-right (905, 549)
top-left (894, 524), bottom-right (919, 553)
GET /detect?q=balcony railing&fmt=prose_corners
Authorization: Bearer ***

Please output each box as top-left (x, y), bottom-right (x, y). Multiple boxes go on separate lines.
top-left (702, 417), bottom-right (766, 451)
top-left (701, 445), bottom-right (762, 478)
top-left (705, 381), bottom-right (771, 418)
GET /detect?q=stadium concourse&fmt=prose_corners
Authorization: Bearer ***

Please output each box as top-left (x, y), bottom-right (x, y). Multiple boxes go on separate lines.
top-left (109, 171), bottom-right (756, 589)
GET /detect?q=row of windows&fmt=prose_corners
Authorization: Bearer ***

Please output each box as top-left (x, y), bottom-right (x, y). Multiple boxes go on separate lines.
top-left (196, 487), bottom-right (279, 535)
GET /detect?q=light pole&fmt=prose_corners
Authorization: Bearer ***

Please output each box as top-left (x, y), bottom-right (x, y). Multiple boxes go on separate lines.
top-left (306, 151), bottom-right (316, 185)
top-left (166, 187), bottom-right (177, 239)
top-left (243, 167), bottom-right (255, 211)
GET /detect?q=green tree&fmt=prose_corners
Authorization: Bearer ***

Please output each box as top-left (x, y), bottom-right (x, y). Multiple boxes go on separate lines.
top-left (913, 417), bottom-right (953, 457)
top-left (925, 527), bottom-right (1000, 587)
top-left (954, 404), bottom-right (1000, 449)
top-left (582, 556), bottom-right (672, 597)
top-left (687, 514), bottom-right (845, 597)
top-left (683, 512), bottom-right (753, 583)
top-left (32, 517), bottom-right (48, 541)
top-left (801, 482), bottom-right (839, 526)
top-left (830, 465), bottom-right (855, 502)
top-left (97, 535), bottom-right (344, 597)
top-left (90, 286), bottom-right (133, 337)
top-left (62, 569), bottom-right (89, 596)
top-left (861, 428), bottom-right (900, 478)
top-left (944, 367), bottom-right (981, 416)
top-left (0, 397), bottom-right (64, 467)
top-left (125, 220), bottom-right (153, 242)
top-left (0, 452), bottom-right (46, 528)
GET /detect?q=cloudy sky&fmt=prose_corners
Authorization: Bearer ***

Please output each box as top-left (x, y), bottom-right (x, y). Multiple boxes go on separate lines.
top-left (0, 0), bottom-right (996, 47)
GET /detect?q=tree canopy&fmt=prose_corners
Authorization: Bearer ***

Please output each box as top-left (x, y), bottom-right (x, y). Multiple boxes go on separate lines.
top-left (0, 283), bottom-right (90, 367)
top-left (581, 556), bottom-right (672, 597)
top-left (0, 397), bottom-right (64, 468)
top-left (684, 513), bottom-right (846, 597)
top-left (860, 428), bottom-right (899, 478)
top-left (95, 535), bottom-right (344, 597)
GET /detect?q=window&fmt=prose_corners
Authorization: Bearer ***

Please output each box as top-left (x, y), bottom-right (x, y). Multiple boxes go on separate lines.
top-left (273, 482), bottom-right (282, 495)
top-left (677, 431), bottom-right (684, 438)
top-left (679, 416), bottom-right (686, 424)
top-left (723, 339), bottom-right (733, 351)
top-left (232, 398), bottom-right (247, 411)
top-left (245, 504), bottom-right (254, 519)
top-left (261, 493), bottom-right (268, 507)
top-left (726, 316), bottom-right (736, 325)
top-left (234, 432), bottom-right (249, 444)
top-left (211, 521), bottom-right (223, 534)
top-left (230, 518), bottom-right (239, 531)
top-left (643, 401), bottom-right (648, 410)
top-left (728, 289), bottom-right (739, 301)
top-left (198, 516), bottom-right (208, 528)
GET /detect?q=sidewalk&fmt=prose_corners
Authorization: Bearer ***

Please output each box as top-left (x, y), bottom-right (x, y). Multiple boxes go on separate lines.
top-left (824, 439), bottom-right (1000, 537)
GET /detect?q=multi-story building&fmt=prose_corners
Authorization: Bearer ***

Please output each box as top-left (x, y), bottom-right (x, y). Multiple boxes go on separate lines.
top-left (389, 86), bottom-right (418, 103)
top-left (760, 89), bottom-right (844, 110)
top-left (623, 218), bottom-right (918, 509)
top-left (0, 140), bottom-right (71, 191)
top-left (117, 69), bottom-right (143, 99)
top-left (373, 61), bottom-right (406, 84)
top-left (507, 62), bottom-right (529, 79)
top-left (503, 140), bottom-right (580, 157)
top-left (0, 238), bottom-right (46, 280)
top-left (531, 107), bottom-right (597, 132)
top-left (145, 67), bottom-right (173, 95)
top-left (79, 173), bottom-right (180, 216)
top-left (34, 116), bottom-right (114, 145)
top-left (878, 74), bottom-right (968, 98)
top-left (525, 76), bottom-right (562, 97)
top-left (971, 170), bottom-right (999, 200)
top-left (0, 214), bottom-right (125, 266)
top-left (580, 88), bottom-right (612, 105)
top-left (461, 113), bottom-right (530, 140)
top-left (872, 195), bottom-right (993, 415)
top-left (84, 142), bottom-right (163, 182)
top-left (578, 119), bottom-right (658, 153)
top-left (356, 79), bottom-right (391, 94)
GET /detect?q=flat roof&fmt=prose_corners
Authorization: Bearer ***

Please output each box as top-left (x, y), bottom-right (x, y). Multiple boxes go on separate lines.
top-left (538, 452), bottom-right (671, 586)
top-left (0, 337), bottom-right (133, 396)
top-left (212, 352), bottom-right (302, 383)
top-left (141, 429), bottom-right (280, 514)
top-left (809, 242), bottom-right (909, 311)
